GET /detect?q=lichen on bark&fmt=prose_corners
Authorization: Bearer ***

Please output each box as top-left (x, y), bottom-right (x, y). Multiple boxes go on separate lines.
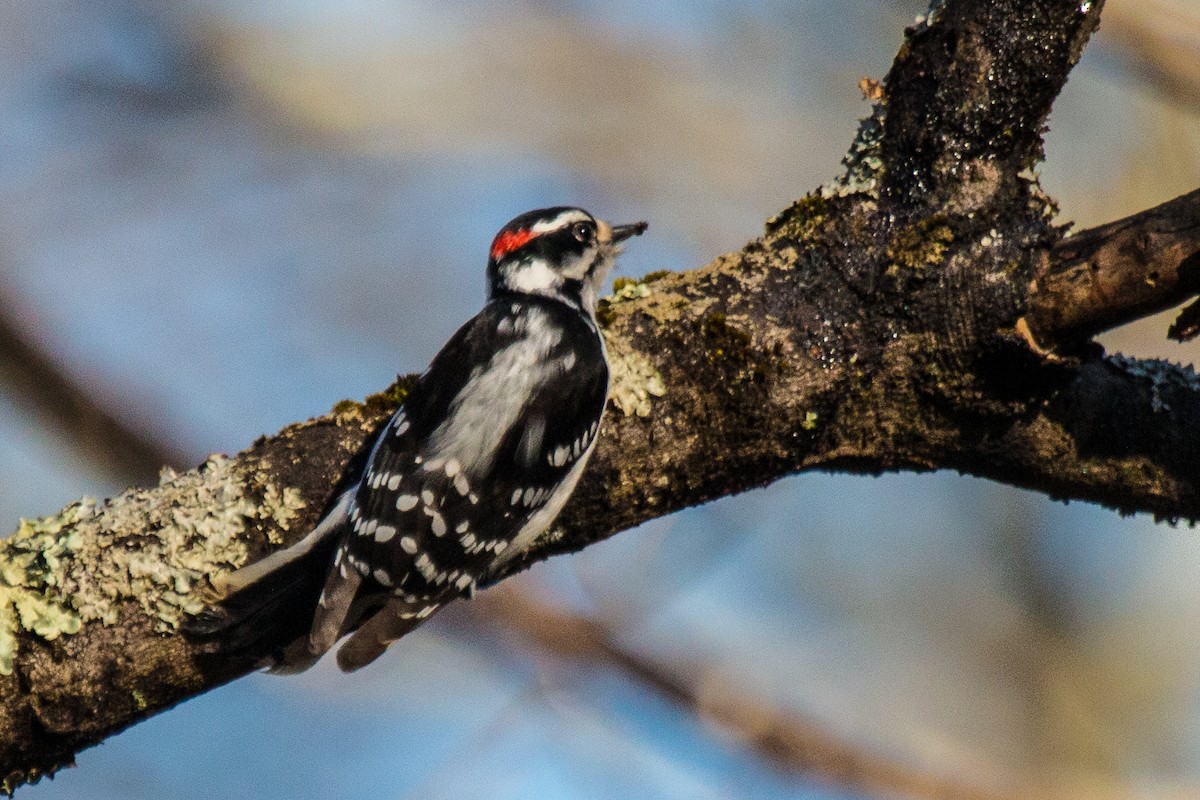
top-left (0, 457), bottom-right (307, 678)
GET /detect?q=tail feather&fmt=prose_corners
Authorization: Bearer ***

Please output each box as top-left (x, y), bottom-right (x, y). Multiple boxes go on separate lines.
top-left (212, 491), bottom-right (353, 598)
top-left (309, 556), bottom-right (363, 655)
top-left (335, 598), bottom-right (442, 672)
top-left (187, 545), bottom-right (330, 661)
top-left (186, 491), bottom-right (353, 672)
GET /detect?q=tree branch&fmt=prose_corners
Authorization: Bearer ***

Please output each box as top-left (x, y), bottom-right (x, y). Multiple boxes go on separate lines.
top-left (1025, 188), bottom-right (1200, 344)
top-left (2, 0), bottom-right (1197, 791)
top-left (880, 0), bottom-right (1101, 213)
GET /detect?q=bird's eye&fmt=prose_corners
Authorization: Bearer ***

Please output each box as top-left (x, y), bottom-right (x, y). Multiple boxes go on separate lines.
top-left (571, 221), bottom-right (596, 243)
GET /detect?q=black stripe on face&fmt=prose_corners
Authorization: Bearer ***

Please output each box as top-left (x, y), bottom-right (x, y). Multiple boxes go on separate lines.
top-left (529, 227), bottom-right (591, 266)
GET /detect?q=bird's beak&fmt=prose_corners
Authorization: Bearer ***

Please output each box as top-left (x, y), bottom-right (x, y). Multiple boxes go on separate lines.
top-left (609, 221), bottom-right (649, 243)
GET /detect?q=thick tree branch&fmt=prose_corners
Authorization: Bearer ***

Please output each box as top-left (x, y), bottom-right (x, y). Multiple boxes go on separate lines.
top-left (880, 0), bottom-right (1101, 213)
top-left (946, 355), bottom-right (1200, 519)
top-left (1025, 188), bottom-right (1200, 344)
top-left (2, 0), bottom-right (1197, 792)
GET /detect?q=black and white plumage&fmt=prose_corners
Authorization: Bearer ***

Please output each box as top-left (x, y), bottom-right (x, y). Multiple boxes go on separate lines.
top-left (194, 207), bottom-right (647, 672)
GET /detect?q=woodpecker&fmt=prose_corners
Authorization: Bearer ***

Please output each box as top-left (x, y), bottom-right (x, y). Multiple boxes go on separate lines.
top-left (192, 207), bottom-right (647, 672)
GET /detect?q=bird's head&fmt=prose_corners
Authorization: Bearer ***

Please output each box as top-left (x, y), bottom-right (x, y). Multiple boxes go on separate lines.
top-left (486, 207), bottom-right (648, 315)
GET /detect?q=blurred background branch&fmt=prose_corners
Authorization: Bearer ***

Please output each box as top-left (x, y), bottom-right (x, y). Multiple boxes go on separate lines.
top-left (0, 282), bottom-right (185, 485)
top-left (461, 586), bottom-right (1015, 800)
top-left (1100, 1), bottom-right (1200, 109)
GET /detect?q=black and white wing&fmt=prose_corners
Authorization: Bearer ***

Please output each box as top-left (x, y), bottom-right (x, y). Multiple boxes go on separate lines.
top-left (314, 296), bottom-right (609, 670)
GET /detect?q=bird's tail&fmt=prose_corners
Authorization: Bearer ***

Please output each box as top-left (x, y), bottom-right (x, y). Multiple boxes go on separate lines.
top-left (185, 491), bottom-right (353, 673)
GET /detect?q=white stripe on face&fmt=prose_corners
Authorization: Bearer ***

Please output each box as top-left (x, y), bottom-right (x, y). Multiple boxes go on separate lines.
top-left (530, 209), bottom-right (591, 234)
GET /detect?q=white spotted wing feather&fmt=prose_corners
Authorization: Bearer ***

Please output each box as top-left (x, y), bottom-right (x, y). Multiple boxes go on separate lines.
top-left (310, 296), bottom-right (608, 670)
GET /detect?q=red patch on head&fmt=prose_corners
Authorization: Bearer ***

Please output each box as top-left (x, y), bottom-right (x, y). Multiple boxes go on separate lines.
top-left (490, 227), bottom-right (538, 262)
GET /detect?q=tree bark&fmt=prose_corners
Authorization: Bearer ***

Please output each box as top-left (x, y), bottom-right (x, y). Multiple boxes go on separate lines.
top-left (2, 0), bottom-right (1198, 792)
top-left (1027, 188), bottom-right (1200, 345)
